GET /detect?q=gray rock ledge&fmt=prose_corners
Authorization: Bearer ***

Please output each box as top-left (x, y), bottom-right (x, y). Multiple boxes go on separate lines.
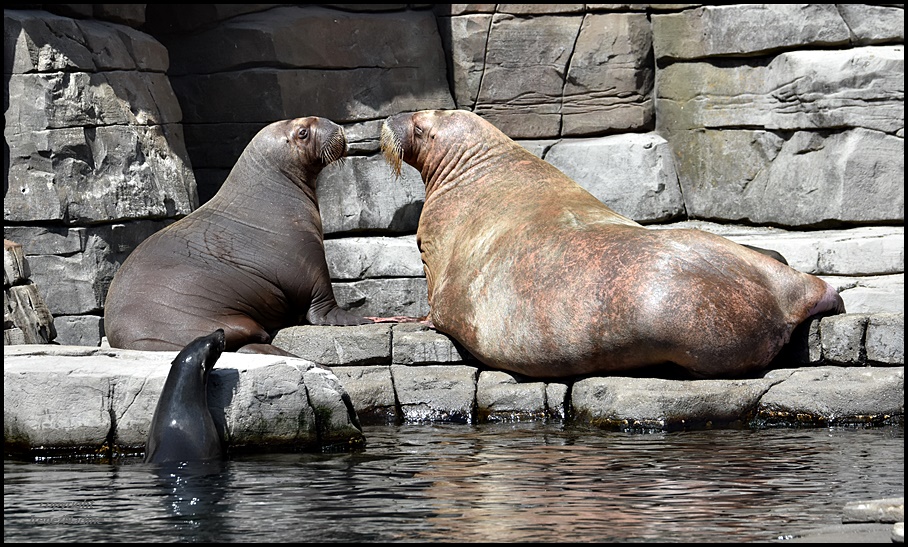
top-left (4, 346), bottom-right (364, 461)
top-left (5, 311), bottom-right (903, 460)
top-left (782, 497), bottom-right (904, 544)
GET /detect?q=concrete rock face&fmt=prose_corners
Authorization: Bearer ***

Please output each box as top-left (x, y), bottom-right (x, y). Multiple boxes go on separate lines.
top-left (652, 4), bottom-right (902, 230)
top-left (657, 47), bottom-right (904, 227)
top-left (436, 9), bottom-right (654, 138)
top-left (4, 240), bottom-right (56, 344)
top-left (2, 1), bottom-right (904, 418)
top-left (4, 9), bottom-right (194, 343)
top-left (5, 10), bottom-right (195, 226)
top-left (265, 317), bottom-right (902, 429)
top-left (3, 346), bottom-right (364, 459)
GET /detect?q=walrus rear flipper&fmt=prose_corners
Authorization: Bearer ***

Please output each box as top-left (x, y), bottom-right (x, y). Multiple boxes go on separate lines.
top-left (808, 280), bottom-right (847, 317)
top-left (742, 244), bottom-right (788, 265)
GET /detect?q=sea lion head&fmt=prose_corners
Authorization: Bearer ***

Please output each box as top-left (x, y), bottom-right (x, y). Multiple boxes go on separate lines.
top-left (171, 328), bottom-right (226, 384)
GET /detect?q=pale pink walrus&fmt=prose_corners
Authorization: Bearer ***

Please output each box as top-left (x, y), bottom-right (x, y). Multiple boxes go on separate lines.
top-left (380, 109), bottom-right (845, 379)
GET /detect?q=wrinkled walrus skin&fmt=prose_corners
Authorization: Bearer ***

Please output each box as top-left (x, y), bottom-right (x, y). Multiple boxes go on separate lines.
top-left (145, 329), bottom-right (225, 464)
top-left (380, 109), bottom-right (846, 379)
top-left (104, 117), bottom-right (370, 356)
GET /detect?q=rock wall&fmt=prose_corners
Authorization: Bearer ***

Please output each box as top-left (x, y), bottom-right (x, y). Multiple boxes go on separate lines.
top-left (4, 239), bottom-right (56, 344)
top-left (3, 4), bottom-right (904, 346)
top-left (4, 6), bottom-right (192, 343)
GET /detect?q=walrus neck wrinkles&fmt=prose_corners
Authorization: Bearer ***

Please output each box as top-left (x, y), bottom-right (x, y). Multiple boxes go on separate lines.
top-left (210, 154), bottom-right (320, 234)
top-left (264, 145), bottom-right (319, 196)
top-left (423, 141), bottom-right (505, 200)
top-left (227, 149), bottom-right (318, 203)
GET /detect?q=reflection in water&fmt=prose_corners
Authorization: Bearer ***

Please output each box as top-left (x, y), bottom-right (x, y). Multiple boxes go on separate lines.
top-left (402, 428), bottom-right (850, 542)
top-left (4, 423), bottom-right (904, 542)
top-left (149, 460), bottom-right (231, 542)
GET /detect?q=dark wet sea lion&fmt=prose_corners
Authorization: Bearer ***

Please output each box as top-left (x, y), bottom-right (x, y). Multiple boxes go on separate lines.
top-left (104, 117), bottom-right (371, 356)
top-left (145, 329), bottom-right (225, 464)
top-left (380, 109), bottom-right (845, 379)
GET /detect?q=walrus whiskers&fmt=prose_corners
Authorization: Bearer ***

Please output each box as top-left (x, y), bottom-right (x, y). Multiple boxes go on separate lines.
top-left (320, 127), bottom-right (348, 165)
top-left (380, 122), bottom-right (403, 177)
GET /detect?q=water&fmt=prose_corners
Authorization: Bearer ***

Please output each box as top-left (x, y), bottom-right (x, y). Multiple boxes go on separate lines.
top-left (4, 423), bottom-right (903, 543)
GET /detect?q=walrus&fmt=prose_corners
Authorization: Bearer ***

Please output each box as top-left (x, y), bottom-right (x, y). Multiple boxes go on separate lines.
top-left (104, 117), bottom-right (371, 356)
top-left (380, 109), bottom-right (846, 379)
top-left (145, 329), bottom-right (225, 464)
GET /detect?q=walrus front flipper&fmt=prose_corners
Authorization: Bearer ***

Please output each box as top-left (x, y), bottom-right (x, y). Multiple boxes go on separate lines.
top-left (308, 305), bottom-right (375, 326)
top-left (305, 286), bottom-right (374, 326)
top-left (145, 329), bottom-right (226, 464)
top-left (366, 315), bottom-right (434, 326)
top-left (742, 244), bottom-right (789, 265)
top-left (236, 342), bottom-right (300, 357)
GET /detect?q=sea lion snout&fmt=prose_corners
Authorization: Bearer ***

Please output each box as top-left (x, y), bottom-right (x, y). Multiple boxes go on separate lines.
top-left (201, 328), bottom-right (226, 371)
top-left (174, 328), bottom-right (226, 378)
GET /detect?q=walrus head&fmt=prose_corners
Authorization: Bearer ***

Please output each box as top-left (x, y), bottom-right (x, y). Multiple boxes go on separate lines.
top-left (380, 110), bottom-right (506, 184)
top-left (380, 110), bottom-right (468, 177)
top-left (292, 117), bottom-right (346, 166)
top-left (260, 117), bottom-right (348, 166)
top-left (246, 117), bottom-right (348, 190)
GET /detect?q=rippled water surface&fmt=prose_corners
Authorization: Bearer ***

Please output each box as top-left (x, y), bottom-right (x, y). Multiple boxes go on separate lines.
top-left (4, 423), bottom-right (904, 543)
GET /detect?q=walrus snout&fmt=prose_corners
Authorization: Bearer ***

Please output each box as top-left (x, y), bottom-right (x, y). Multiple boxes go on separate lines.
top-left (318, 119), bottom-right (348, 165)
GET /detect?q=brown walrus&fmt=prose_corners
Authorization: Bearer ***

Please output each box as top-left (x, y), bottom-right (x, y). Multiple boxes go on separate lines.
top-left (104, 116), bottom-right (371, 356)
top-left (380, 109), bottom-right (846, 379)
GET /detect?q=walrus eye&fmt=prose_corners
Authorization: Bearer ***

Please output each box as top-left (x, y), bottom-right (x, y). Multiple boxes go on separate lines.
top-left (297, 128), bottom-right (309, 140)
